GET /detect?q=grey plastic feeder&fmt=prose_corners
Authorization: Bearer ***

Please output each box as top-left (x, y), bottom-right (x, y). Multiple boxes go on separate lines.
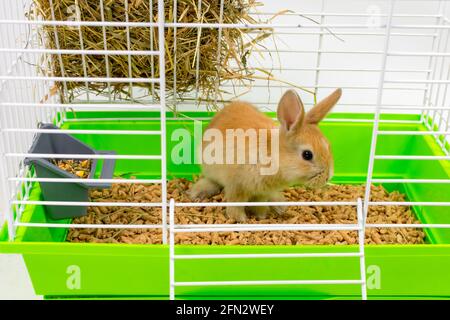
top-left (24, 123), bottom-right (116, 220)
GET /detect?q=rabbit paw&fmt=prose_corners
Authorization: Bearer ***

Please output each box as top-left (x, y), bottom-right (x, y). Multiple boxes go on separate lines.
top-left (226, 207), bottom-right (247, 222)
top-left (268, 192), bottom-right (286, 215)
top-left (270, 205), bottom-right (286, 215)
top-left (188, 178), bottom-right (222, 200)
top-left (247, 206), bottom-right (269, 220)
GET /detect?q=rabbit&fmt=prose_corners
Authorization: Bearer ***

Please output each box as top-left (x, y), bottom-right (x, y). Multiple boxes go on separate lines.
top-left (189, 88), bottom-right (342, 222)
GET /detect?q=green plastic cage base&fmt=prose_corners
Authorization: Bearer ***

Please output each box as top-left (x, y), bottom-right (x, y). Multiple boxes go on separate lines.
top-left (1, 112), bottom-right (449, 299)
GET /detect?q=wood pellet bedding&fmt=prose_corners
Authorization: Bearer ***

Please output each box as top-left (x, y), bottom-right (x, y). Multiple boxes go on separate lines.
top-left (66, 178), bottom-right (426, 245)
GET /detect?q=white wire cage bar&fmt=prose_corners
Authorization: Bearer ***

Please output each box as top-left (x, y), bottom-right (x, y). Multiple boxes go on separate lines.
top-left (168, 198), bottom-right (368, 300)
top-left (0, 0), bottom-right (448, 300)
top-left (0, 1), bottom-right (448, 227)
top-left (0, 0), bottom-right (170, 243)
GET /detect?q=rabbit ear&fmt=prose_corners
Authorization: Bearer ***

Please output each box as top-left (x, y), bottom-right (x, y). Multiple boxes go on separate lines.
top-left (306, 88), bottom-right (342, 124)
top-left (277, 89), bottom-right (305, 133)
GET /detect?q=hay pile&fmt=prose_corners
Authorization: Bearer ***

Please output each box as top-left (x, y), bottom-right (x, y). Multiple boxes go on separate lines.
top-left (66, 178), bottom-right (426, 245)
top-left (31, 0), bottom-right (270, 103)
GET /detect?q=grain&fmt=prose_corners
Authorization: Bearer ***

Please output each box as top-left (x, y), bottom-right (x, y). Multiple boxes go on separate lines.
top-left (66, 178), bottom-right (426, 245)
top-left (51, 159), bottom-right (92, 178)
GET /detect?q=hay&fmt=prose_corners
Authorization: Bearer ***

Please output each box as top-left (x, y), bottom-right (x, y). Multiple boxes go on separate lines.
top-left (31, 0), bottom-right (272, 104)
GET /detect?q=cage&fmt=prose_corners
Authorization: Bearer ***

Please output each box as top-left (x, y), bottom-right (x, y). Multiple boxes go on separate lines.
top-left (0, 0), bottom-right (449, 300)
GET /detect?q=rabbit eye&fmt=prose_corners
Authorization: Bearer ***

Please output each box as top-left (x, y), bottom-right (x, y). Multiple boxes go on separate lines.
top-left (302, 150), bottom-right (313, 161)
